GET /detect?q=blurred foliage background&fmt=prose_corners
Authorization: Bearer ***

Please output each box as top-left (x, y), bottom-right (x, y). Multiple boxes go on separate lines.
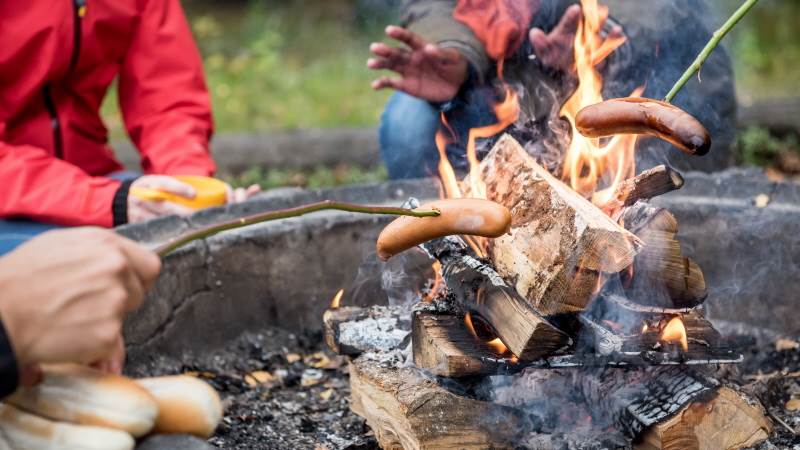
top-left (102, 0), bottom-right (799, 188)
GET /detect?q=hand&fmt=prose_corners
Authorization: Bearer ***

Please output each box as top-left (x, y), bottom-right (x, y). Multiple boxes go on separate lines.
top-left (529, 5), bottom-right (624, 73)
top-left (0, 228), bottom-right (161, 372)
top-left (368, 25), bottom-right (468, 103)
top-left (226, 184), bottom-right (261, 204)
top-left (128, 175), bottom-right (197, 224)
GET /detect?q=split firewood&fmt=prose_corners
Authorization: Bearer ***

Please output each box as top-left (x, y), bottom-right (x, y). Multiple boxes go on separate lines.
top-left (575, 367), bottom-right (771, 450)
top-left (480, 134), bottom-right (641, 315)
top-left (637, 387), bottom-right (772, 450)
top-left (619, 203), bottom-right (707, 308)
top-left (348, 354), bottom-right (523, 450)
top-left (593, 164), bottom-right (685, 212)
top-left (423, 237), bottom-right (570, 361)
top-left (412, 312), bottom-right (519, 377)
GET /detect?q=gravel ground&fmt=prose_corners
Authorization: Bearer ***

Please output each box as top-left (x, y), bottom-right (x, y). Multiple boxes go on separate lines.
top-left (127, 329), bottom-right (378, 450)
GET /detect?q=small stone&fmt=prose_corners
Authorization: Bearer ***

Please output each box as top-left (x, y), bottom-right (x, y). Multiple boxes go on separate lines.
top-left (754, 193), bottom-right (770, 208)
top-left (319, 388), bottom-right (335, 401)
top-left (776, 338), bottom-right (800, 352)
top-left (301, 369), bottom-right (325, 387)
top-left (286, 353), bottom-right (302, 364)
top-left (786, 398), bottom-right (800, 411)
top-left (244, 370), bottom-right (275, 387)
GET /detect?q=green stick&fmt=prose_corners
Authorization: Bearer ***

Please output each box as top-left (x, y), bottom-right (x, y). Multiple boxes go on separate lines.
top-left (664, 0), bottom-right (759, 103)
top-left (155, 200), bottom-right (439, 256)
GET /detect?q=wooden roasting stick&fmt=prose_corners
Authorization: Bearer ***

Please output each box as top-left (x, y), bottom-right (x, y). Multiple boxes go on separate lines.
top-left (480, 135), bottom-right (641, 316)
top-left (421, 236), bottom-right (570, 361)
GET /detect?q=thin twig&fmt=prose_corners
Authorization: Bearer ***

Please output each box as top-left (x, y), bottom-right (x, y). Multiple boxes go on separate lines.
top-left (155, 200), bottom-right (439, 256)
top-left (663, 0), bottom-right (759, 103)
top-left (768, 409), bottom-right (797, 436)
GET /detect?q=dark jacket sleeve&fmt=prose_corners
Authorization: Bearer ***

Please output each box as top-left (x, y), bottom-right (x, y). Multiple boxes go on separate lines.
top-left (0, 317), bottom-right (19, 399)
top-left (401, 0), bottom-right (491, 80)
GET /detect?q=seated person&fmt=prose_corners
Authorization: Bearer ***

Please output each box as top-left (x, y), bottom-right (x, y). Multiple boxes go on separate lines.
top-left (0, 228), bottom-right (161, 398)
top-left (369, 0), bottom-right (735, 179)
top-left (0, 0), bottom-right (258, 256)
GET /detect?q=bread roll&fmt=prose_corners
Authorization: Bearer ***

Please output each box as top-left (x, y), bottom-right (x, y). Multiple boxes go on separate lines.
top-left (0, 403), bottom-right (135, 450)
top-left (6, 364), bottom-right (157, 437)
top-left (136, 376), bottom-right (222, 438)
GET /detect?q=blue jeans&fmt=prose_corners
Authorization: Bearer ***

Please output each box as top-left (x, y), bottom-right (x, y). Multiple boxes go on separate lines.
top-left (379, 90), bottom-right (498, 180)
top-left (0, 171), bottom-right (140, 256)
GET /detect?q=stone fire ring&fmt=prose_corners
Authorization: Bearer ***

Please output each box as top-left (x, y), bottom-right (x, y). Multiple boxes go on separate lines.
top-left (120, 170), bottom-right (800, 448)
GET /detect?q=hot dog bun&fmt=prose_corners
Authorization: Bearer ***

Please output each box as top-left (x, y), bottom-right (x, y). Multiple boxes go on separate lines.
top-left (0, 403), bottom-right (135, 450)
top-left (136, 376), bottom-right (222, 438)
top-left (575, 97), bottom-right (711, 156)
top-left (376, 198), bottom-right (511, 260)
top-left (6, 364), bottom-right (157, 437)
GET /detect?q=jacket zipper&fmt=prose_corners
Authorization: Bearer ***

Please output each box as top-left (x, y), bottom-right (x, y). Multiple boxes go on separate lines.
top-left (43, 0), bottom-right (85, 159)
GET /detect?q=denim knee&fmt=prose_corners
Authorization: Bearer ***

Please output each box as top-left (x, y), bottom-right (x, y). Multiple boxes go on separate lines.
top-left (379, 93), bottom-right (441, 180)
top-left (0, 220), bottom-right (63, 256)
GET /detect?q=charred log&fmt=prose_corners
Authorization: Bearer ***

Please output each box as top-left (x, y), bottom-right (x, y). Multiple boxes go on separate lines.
top-left (422, 237), bottom-right (570, 361)
top-left (322, 305), bottom-right (411, 356)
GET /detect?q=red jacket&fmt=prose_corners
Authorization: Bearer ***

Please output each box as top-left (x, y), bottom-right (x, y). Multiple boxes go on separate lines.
top-left (0, 0), bottom-right (216, 227)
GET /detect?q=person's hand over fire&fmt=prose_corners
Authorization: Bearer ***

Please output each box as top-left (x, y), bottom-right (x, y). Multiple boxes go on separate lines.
top-left (0, 228), bottom-right (161, 385)
top-left (368, 25), bottom-right (468, 103)
top-left (128, 175), bottom-right (261, 224)
top-left (528, 4), bottom-right (624, 73)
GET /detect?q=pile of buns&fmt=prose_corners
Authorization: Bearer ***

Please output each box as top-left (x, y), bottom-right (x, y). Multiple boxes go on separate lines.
top-left (0, 364), bottom-right (222, 450)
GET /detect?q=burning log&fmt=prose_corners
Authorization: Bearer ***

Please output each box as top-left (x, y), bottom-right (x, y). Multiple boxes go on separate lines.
top-left (619, 203), bottom-right (707, 307)
top-left (348, 354), bottom-right (524, 450)
top-left (422, 237), bottom-right (570, 361)
top-left (323, 306), bottom-right (368, 356)
top-left (480, 134), bottom-right (641, 315)
top-left (594, 164), bottom-right (685, 211)
top-left (412, 312), bottom-right (520, 377)
top-left (575, 367), bottom-right (771, 450)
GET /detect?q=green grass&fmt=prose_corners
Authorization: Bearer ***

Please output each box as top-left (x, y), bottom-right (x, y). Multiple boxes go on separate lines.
top-left (102, 0), bottom-right (391, 137)
top-left (736, 126), bottom-right (799, 167)
top-left (227, 164), bottom-right (388, 190)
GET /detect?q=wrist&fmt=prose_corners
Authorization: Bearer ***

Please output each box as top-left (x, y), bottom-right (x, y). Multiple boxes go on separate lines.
top-left (112, 178), bottom-right (138, 227)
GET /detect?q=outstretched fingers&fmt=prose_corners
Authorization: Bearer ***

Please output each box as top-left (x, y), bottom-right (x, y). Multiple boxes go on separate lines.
top-left (385, 25), bottom-right (427, 50)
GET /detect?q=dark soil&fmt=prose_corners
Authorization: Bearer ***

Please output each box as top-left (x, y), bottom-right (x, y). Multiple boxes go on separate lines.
top-left (126, 329), bottom-right (378, 450)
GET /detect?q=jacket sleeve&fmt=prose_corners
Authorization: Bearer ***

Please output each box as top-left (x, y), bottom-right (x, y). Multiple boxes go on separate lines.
top-left (401, 0), bottom-right (491, 80)
top-left (0, 313), bottom-right (18, 399)
top-left (118, 0), bottom-right (216, 177)
top-left (0, 130), bottom-right (122, 227)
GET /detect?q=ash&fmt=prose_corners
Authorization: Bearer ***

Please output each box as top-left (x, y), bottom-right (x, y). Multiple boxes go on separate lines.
top-left (126, 329), bottom-right (378, 450)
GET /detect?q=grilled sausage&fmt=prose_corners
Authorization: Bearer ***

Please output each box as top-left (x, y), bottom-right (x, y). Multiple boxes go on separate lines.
top-left (376, 198), bottom-right (511, 260)
top-left (575, 97), bottom-right (711, 155)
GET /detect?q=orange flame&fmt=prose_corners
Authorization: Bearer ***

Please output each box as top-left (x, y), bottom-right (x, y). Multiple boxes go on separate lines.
top-left (423, 261), bottom-right (444, 302)
top-left (561, 0), bottom-right (640, 202)
top-left (330, 289), bottom-right (344, 309)
top-left (465, 312), bottom-right (510, 355)
top-left (661, 317), bottom-right (689, 351)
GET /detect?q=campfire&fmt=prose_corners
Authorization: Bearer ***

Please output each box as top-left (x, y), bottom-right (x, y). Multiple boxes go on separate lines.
top-left (324, 0), bottom-right (774, 449)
